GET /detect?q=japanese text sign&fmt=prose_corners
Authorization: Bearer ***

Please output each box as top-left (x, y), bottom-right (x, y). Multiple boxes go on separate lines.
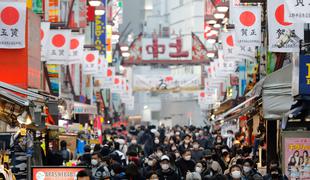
top-left (232, 6), bottom-right (261, 46)
top-left (40, 22), bottom-right (50, 61)
top-left (47, 29), bottom-right (71, 64)
top-left (0, 1), bottom-right (26, 49)
top-left (285, 0), bottom-right (310, 23)
top-left (69, 34), bottom-right (85, 64)
top-left (83, 50), bottom-right (99, 74)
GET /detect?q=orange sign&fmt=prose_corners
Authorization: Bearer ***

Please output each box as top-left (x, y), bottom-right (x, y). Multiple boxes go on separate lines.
top-left (32, 167), bottom-right (85, 180)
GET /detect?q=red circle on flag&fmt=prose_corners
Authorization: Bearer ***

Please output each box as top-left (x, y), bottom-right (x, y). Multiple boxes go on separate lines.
top-left (52, 34), bottom-right (66, 48)
top-left (114, 78), bottom-right (120, 84)
top-left (239, 11), bottom-right (256, 27)
top-left (107, 69), bottom-right (112, 77)
top-left (40, 29), bottom-right (44, 41)
top-left (70, 39), bottom-right (79, 49)
top-left (200, 92), bottom-right (205, 98)
top-left (226, 35), bottom-right (234, 47)
top-left (86, 53), bottom-right (95, 62)
top-left (1, 7), bottom-right (20, 26)
top-left (275, 4), bottom-right (292, 26)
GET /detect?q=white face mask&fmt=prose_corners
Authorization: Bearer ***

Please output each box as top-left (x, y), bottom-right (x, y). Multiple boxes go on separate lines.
top-left (131, 140), bottom-right (137, 144)
top-left (195, 133), bottom-right (199, 137)
top-left (148, 161), bottom-right (154, 167)
top-left (171, 146), bottom-right (177, 151)
top-left (195, 167), bottom-right (202, 173)
top-left (184, 155), bottom-right (191, 161)
top-left (184, 140), bottom-right (190, 144)
top-left (231, 171), bottom-right (241, 179)
top-left (155, 139), bottom-right (160, 144)
top-left (243, 166), bottom-right (251, 173)
top-left (193, 144), bottom-right (199, 149)
top-left (161, 163), bottom-right (169, 170)
top-left (176, 132), bottom-right (180, 136)
top-left (91, 159), bottom-right (99, 166)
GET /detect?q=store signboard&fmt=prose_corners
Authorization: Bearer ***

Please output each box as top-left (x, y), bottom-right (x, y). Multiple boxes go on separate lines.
top-left (46, 29), bottom-right (71, 64)
top-left (0, 1), bottom-right (26, 49)
top-left (282, 131), bottom-right (310, 180)
top-left (32, 167), bottom-right (85, 180)
top-left (284, 0), bottom-right (310, 23)
top-left (46, 64), bottom-right (60, 96)
top-left (69, 34), bottom-right (85, 64)
top-left (94, 0), bottom-right (106, 56)
top-left (292, 55), bottom-right (310, 97)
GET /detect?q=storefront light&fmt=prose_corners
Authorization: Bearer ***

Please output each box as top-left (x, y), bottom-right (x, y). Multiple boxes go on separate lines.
top-left (207, 20), bottom-right (217, 24)
top-left (217, 6), bottom-right (229, 13)
top-left (120, 46), bottom-right (129, 52)
top-left (122, 52), bottom-right (130, 57)
top-left (214, 13), bottom-right (225, 19)
top-left (89, 0), bottom-right (101, 7)
top-left (210, 30), bottom-right (218, 35)
top-left (214, 24), bottom-right (221, 28)
top-left (95, 6), bottom-right (105, 16)
top-left (207, 52), bottom-right (215, 58)
top-left (207, 39), bottom-right (216, 44)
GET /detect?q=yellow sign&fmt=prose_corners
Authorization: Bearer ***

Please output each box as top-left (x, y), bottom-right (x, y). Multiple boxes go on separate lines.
top-left (20, 128), bottom-right (27, 136)
top-left (27, 0), bottom-right (32, 8)
top-left (3, 155), bottom-right (9, 163)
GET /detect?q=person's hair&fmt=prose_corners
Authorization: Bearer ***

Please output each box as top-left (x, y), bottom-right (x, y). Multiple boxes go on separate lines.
top-left (243, 158), bottom-right (254, 167)
top-left (294, 150), bottom-right (299, 156)
top-left (60, 140), bottom-right (67, 149)
top-left (114, 142), bottom-right (120, 150)
top-left (92, 152), bottom-right (102, 160)
top-left (84, 145), bottom-right (91, 153)
top-left (146, 171), bottom-right (158, 179)
top-left (77, 169), bottom-right (91, 178)
top-left (303, 150), bottom-right (309, 157)
top-left (230, 164), bottom-right (242, 173)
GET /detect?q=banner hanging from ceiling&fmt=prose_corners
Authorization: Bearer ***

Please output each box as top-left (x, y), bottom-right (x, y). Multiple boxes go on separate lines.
top-left (94, 0), bottom-right (106, 56)
top-left (133, 74), bottom-right (201, 92)
top-left (46, 29), bottom-right (71, 64)
top-left (40, 22), bottom-right (50, 61)
top-left (0, 1), bottom-right (26, 49)
top-left (220, 30), bottom-right (240, 60)
top-left (83, 50), bottom-right (99, 74)
top-left (269, 0), bottom-right (304, 52)
top-left (69, 34), bottom-right (85, 64)
top-left (231, 5), bottom-right (261, 46)
top-left (284, 0), bottom-right (310, 23)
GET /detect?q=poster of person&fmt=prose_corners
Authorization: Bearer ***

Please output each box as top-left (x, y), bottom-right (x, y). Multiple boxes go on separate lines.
top-left (283, 132), bottom-right (310, 180)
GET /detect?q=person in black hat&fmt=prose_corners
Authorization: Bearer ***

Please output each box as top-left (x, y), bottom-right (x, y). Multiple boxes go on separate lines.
top-left (175, 149), bottom-right (196, 178)
top-left (157, 155), bottom-right (180, 180)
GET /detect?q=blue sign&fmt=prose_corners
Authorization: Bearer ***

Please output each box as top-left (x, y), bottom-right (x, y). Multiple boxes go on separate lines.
top-left (94, 0), bottom-right (106, 56)
top-left (298, 55), bottom-right (310, 96)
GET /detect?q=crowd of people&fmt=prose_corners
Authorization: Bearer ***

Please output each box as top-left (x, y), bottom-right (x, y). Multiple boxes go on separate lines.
top-left (51, 124), bottom-right (287, 180)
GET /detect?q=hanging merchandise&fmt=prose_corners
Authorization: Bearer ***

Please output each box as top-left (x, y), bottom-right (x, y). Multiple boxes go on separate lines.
top-left (231, 5), bottom-right (262, 47)
top-left (284, 0), bottom-right (310, 23)
top-left (0, 1), bottom-right (26, 49)
top-left (69, 34), bottom-right (85, 64)
top-left (268, 0), bottom-right (304, 52)
top-left (46, 29), bottom-right (71, 64)
top-left (40, 22), bottom-right (50, 61)
top-left (83, 50), bottom-right (99, 74)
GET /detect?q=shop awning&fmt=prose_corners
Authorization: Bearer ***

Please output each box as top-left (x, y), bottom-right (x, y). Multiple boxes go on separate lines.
top-left (73, 102), bottom-right (98, 115)
top-left (0, 87), bottom-right (30, 106)
top-left (262, 64), bottom-right (294, 120)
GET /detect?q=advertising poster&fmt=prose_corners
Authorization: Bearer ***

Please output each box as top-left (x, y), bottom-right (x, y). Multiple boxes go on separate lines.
top-left (94, 0), bottom-right (106, 56)
top-left (46, 64), bottom-right (60, 96)
top-left (32, 167), bottom-right (85, 180)
top-left (282, 131), bottom-right (310, 180)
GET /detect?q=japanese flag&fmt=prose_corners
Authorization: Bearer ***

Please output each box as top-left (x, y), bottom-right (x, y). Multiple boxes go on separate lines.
top-left (47, 29), bottom-right (71, 64)
top-left (113, 75), bottom-right (122, 94)
top-left (268, 0), bottom-right (304, 52)
top-left (83, 50), bottom-right (99, 74)
top-left (94, 56), bottom-right (108, 78)
top-left (220, 30), bottom-right (240, 61)
top-left (0, 1), bottom-right (26, 49)
top-left (69, 34), bottom-right (85, 64)
top-left (40, 22), bottom-right (50, 61)
top-left (232, 6), bottom-right (261, 46)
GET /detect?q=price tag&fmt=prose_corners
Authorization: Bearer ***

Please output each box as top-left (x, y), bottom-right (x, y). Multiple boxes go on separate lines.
top-left (20, 128), bottom-right (27, 136)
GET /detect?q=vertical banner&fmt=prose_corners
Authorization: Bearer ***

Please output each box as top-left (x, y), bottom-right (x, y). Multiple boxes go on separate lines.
top-left (106, 25), bottom-right (113, 63)
top-left (32, 0), bottom-right (43, 14)
top-left (69, 34), bottom-right (85, 64)
top-left (44, 0), bottom-right (60, 22)
top-left (220, 30), bottom-right (240, 60)
top-left (0, 1), bottom-right (26, 49)
top-left (284, 0), bottom-right (310, 23)
top-left (83, 50), bottom-right (99, 74)
top-left (94, 0), bottom-right (106, 56)
top-left (268, 0), bottom-right (304, 52)
top-left (41, 22), bottom-right (50, 61)
top-left (47, 29), bottom-right (71, 64)
top-left (69, 0), bottom-right (87, 28)
top-left (232, 6), bottom-right (261, 46)
top-left (104, 67), bottom-right (115, 88)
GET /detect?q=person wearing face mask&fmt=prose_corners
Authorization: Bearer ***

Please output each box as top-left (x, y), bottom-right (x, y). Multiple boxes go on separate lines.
top-left (263, 167), bottom-right (288, 180)
top-left (142, 154), bottom-right (159, 178)
top-left (179, 134), bottom-right (192, 150)
top-left (154, 147), bottom-right (164, 159)
top-left (191, 141), bottom-right (203, 162)
top-left (157, 155), bottom-right (179, 180)
top-left (91, 153), bottom-right (110, 180)
top-left (176, 149), bottom-right (196, 178)
top-left (127, 137), bottom-right (142, 156)
top-left (242, 159), bottom-right (263, 180)
top-left (195, 161), bottom-right (207, 177)
top-left (227, 165), bottom-right (246, 180)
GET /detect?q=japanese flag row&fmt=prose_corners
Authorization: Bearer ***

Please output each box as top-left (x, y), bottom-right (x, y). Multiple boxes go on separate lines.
top-left (40, 22), bottom-right (108, 75)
